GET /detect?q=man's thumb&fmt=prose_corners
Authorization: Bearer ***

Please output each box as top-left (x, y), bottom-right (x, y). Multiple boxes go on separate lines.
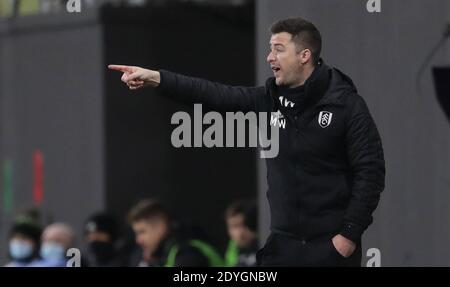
top-left (127, 71), bottom-right (142, 82)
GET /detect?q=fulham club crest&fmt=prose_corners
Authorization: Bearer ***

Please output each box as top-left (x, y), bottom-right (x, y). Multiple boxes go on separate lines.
top-left (318, 111), bottom-right (333, 128)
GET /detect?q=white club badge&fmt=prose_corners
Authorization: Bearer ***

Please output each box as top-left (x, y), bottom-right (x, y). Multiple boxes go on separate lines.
top-left (318, 111), bottom-right (333, 128)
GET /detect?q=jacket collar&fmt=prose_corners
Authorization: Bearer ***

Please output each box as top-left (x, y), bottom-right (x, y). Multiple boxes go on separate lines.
top-left (315, 67), bottom-right (357, 107)
top-left (267, 60), bottom-right (356, 109)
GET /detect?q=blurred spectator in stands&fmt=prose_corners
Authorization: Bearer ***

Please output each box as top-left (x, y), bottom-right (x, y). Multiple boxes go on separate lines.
top-left (83, 212), bottom-right (123, 266)
top-left (40, 0), bottom-right (63, 14)
top-left (0, 0), bottom-right (40, 18)
top-left (4, 221), bottom-right (42, 267)
top-left (32, 223), bottom-right (75, 267)
top-left (15, 207), bottom-right (42, 227)
top-left (0, 0), bottom-right (13, 17)
top-left (128, 199), bottom-right (223, 267)
top-left (224, 200), bottom-right (258, 267)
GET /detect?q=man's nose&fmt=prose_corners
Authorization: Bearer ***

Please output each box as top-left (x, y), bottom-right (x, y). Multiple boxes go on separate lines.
top-left (267, 51), bottom-right (275, 63)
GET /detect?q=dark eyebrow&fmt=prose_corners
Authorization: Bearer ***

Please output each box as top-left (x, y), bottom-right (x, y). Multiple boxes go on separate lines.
top-left (269, 43), bottom-right (285, 48)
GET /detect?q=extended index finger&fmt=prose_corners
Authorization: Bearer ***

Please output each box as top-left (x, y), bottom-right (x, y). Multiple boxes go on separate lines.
top-left (108, 64), bottom-right (133, 73)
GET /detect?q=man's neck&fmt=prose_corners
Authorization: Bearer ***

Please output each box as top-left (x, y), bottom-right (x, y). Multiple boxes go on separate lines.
top-left (289, 65), bottom-right (315, 88)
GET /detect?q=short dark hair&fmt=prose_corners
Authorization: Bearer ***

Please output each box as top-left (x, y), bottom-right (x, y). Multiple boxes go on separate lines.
top-left (270, 17), bottom-right (322, 65)
top-left (9, 222), bottom-right (42, 243)
top-left (128, 199), bottom-right (170, 223)
top-left (85, 212), bottom-right (119, 241)
top-left (225, 200), bottom-right (257, 232)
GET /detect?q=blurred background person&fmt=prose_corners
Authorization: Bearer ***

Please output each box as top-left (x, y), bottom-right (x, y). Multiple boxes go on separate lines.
top-left (128, 199), bottom-right (223, 267)
top-left (0, 0), bottom-right (40, 18)
top-left (5, 221), bottom-right (42, 267)
top-left (224, 200), bottom-right (258, 267)
top-left (83, 212), bottom-right (123, 267)
top-left (33, 223), bottom-right (76, 267)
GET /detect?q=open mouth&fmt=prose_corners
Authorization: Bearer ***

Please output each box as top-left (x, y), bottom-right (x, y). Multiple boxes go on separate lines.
top-left (271, 66), bottom-right (281, 75)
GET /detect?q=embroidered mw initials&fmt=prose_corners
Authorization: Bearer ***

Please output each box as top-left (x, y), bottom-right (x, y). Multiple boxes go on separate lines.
top-left (279, 96), bottom-right (295, 108)
top-left (270, 110), bottom-right (286, 129)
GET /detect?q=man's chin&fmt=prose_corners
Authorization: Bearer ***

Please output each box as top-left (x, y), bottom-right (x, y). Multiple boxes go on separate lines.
top-left (275, 77), bottom-right (283, 86)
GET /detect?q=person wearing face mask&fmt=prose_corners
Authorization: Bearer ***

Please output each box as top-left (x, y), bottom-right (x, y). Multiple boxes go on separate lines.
top-left (83, 212), bottom-right (123, 267)
top-left (5, 222), bottom-right (42, 267)
top-left (32, 223), bottom-right (76, 267)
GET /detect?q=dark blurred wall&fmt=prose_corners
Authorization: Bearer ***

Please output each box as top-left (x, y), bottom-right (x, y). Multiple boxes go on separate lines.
top-left (103, 4), bottom-right (256, 251)
top-left (256, 0), bottom-right (450, 266)
top-left (0, 12), bottom-right (105, 263)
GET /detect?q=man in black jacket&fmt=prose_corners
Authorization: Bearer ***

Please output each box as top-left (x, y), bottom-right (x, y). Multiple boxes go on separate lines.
top-left (109, 17), bottom-right (385, 267)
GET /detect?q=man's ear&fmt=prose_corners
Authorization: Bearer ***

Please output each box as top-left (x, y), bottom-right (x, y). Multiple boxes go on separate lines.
top-left (298, 48), bottom-right (312, 65)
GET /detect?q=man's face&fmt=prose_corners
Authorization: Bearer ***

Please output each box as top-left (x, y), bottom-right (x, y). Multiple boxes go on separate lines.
top-left (43, 228), bottom-right (72, 250)
top-left (85, 231), bottom-right (111, 243)
top-left (9, 234), bottom-right (37, 260)
top-left (10, 234), bottom-right (36, 250)
top-left (226, 214), bottom-right (256, 248)
top-left (11, 234), bottom-right (35, 245)
top-left (132, 219), bottom-right (168, 254)
top-left (267, 32), bottom-right (307, 87)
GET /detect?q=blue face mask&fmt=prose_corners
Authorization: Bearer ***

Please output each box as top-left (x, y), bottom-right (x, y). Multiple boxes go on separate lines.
top-left (40, 242), bottom-right (65, 262)
top-left (9, 239), bottom-right (34, 260)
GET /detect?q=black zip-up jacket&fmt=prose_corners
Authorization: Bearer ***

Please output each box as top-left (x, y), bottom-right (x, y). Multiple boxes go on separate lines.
top-left (157, 61), bottom-right (385, 243)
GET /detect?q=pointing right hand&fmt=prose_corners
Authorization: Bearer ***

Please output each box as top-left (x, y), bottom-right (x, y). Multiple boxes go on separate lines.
top-left (108, 65), bottom-right (161, 90)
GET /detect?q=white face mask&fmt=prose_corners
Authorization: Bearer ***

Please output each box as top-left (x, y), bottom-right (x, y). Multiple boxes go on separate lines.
top-left (9, 239), bottom-right (34, 260)
top-left (40, 242), bottom-right (65, 262)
